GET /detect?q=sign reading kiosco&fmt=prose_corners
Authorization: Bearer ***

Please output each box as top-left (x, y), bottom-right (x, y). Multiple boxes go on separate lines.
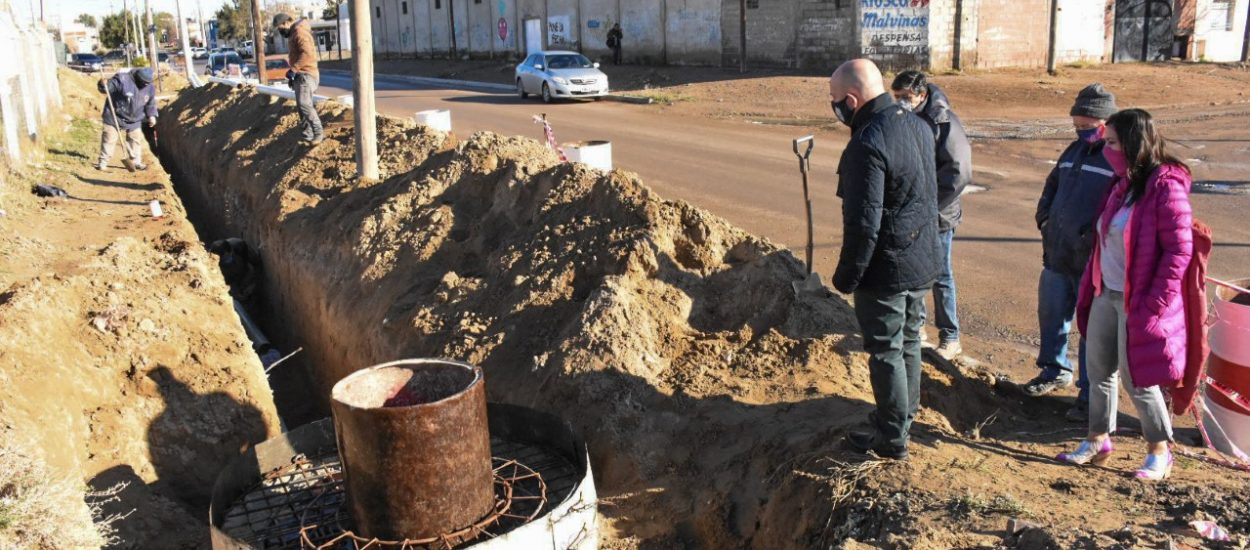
top-left (861, 0), bottom-right (929, 55)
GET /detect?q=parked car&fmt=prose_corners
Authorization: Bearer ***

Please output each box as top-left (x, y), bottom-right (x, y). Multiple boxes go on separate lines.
top-left (102, 49), bottom-right (128, 67)
top-left (515, 51), bottom-right (609, 103)
top-left (262, 56), bottom-right (291, 82)
top-left (240, 40), bottom-right (254, 58)
top-left (68, 53), bottom-right (104, 73)
top-left (191, 47), bottom-right (208, 59)
top-left (205, 52), bottom-right (250, 78)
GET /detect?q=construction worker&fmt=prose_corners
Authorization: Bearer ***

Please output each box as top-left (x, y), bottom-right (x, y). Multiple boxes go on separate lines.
top-left (830, 59), bottom-right (942, 460)
top-left (96, 67), bottom-right (156, 172)
top-left (273, 13), bottom-right (323, 145)
top-left (890, 70), bottom-right (972, 361)
top-left (606, 23), bottom-right (623, 65)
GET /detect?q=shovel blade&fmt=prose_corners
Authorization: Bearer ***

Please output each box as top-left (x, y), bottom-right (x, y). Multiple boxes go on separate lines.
top-left (791, 272), bottom-right (826, 295)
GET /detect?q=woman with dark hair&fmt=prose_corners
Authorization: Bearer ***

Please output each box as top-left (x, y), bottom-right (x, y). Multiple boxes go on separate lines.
top-left (1056, 108), bottom-right (1193, 481)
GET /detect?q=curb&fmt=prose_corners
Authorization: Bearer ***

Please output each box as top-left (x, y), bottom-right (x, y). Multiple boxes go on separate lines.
top-left (323, 69), bottom-right (655, 104)
top-left (322, 69), bottom-right (514, 93)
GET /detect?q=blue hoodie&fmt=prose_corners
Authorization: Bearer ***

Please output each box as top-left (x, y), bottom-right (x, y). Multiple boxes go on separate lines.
top-left (100, 71), bottom-right (157, 130)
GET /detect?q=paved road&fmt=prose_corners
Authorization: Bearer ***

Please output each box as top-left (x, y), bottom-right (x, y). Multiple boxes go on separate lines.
top-left (314, 72), bottom-right (1250, 355)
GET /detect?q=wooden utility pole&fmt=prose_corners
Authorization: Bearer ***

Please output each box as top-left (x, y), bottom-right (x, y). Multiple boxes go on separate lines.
top-left (1045, 0), bottom-right (1058, 75)
top-left (448, 0), bottom-right (458, 57)
top-left (738, 0), bottom-right (746, 73)
top-left (350, 0), bottom-right (379, 180)
top-left (122, 0), bottom-right (133, 65)
top-left (250, 0), bottom-right (266, 83)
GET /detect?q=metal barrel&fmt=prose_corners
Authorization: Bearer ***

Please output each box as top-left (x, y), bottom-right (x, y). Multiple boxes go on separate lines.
top-left (330, 358), bottom-right (494, 541)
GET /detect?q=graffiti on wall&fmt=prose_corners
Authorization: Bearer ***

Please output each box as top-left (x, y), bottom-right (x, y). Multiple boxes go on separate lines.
top-left (547, 15), bottom-right (571, 47)
top-left (860, 0), bottom-right (929, 55)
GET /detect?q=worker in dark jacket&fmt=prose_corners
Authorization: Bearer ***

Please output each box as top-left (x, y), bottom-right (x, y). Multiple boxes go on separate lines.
top-left (1027, 83), bottom-right (1119, 420)
top-left (96, 67), bottom-right (157, 171)
top-left (830, 59), bottom-right (942, 460)
top-left (891, 70), bottom-right (971, 361)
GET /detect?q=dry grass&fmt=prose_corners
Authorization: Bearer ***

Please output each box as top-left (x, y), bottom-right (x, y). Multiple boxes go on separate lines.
top-left (0, 433), bottom-right (125, 549)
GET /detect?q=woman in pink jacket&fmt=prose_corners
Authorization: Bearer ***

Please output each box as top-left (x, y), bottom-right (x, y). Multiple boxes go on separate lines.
top-left (1056, 108), bottom-right (1193, 481)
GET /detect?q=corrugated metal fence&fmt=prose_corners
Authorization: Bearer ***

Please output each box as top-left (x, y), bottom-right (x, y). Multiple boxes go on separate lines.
top-left (0, 2), bottom-right (62, 164)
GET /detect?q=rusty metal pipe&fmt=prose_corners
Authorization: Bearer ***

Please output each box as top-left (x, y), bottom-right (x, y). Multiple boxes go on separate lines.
top-left (330, 358), bottom-right (494, 541)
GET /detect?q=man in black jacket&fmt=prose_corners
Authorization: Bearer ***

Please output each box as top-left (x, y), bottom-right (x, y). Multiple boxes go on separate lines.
top-left (1028, 84), bottom-right (1118, 419)
top-left (891, 70), bottom-right (971, 361)
top-left (830, 59), bottom-right (943, 460)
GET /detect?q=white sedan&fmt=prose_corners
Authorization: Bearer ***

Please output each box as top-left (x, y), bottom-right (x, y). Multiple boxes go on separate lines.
top-left (515, 50), bottom-right (609, 103)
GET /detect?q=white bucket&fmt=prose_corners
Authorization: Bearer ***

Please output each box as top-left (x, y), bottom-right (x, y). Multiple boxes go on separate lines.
top-left (414, 109), bottom-right (452, 132)
top-left (563, 140), bottom-right (612, 171)
top-left (1201, 392), bottom-right (1250, 458)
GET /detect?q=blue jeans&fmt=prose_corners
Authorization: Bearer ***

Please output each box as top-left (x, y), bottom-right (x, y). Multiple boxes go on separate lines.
top-left (932, 229), bottom-right (960, 343)
top-left (1037, 267), bottom-right (1089, 403)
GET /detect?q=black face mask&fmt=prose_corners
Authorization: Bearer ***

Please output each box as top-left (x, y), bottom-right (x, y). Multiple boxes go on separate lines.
top-left (279, 26), bottom-right (292, 38)
top-left (832, 98), bottom-right (854, 127)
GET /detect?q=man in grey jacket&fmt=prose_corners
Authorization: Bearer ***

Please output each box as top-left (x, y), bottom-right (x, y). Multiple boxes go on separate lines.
top-left (1028, 84), bottom-right (1119, 421)
top-left (891, 70), bottom-right (971, 361)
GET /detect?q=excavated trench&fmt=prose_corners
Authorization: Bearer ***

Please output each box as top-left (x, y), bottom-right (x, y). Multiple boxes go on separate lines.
top-left (154, 83), bottom-right (1016, 547)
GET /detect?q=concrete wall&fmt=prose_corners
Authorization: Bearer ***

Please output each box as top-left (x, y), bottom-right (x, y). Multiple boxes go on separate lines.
top-left (795, 0), bottom-right (858, 70)
top-left (1193, 0), bottom-right (1248, 61)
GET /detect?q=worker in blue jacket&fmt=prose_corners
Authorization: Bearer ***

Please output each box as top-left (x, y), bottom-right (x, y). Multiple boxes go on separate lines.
top-left (96, 67), bottom-right (157, 172)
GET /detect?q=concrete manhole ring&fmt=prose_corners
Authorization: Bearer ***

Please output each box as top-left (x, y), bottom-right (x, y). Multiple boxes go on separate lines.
top-left (1192, 181), bottom-right (1250, 195)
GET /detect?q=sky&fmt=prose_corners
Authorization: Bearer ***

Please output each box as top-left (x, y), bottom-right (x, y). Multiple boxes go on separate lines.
top-left (11, 0), bottom-right (222, 27)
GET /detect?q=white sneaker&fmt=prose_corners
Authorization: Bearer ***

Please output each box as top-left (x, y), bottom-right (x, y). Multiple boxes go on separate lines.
top-left (936, 340), bottom-right (962, 361)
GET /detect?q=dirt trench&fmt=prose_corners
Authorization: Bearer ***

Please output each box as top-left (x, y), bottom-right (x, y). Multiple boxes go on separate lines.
top-left (150, 83), bottom-right (1036, 548)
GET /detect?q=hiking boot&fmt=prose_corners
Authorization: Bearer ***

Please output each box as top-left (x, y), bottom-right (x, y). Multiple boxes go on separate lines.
top-left (121, 158), bottom-right (136, 172)
top-left (1022, 369), bottom-right (1073, 397)
top-left (95, 162), bottom-right (108, 172)
top-left (843, 429), bottom-right (909, 460)
top-left (936, 340), bottom-right (962, 361)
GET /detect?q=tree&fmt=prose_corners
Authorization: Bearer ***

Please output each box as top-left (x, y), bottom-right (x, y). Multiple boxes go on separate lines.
top-left (214, 1), bottom-right (252, 41)
top-left (155, 12), bottom-right (177, 43)
top-left (74, 13), bottom-right (97, 27)
top-left (321, 0), bottom-right (341, 20)
top-left (99, 10), bottom-right (134, 49)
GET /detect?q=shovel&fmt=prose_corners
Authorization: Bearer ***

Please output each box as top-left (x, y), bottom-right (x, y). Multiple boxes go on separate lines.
top-left (791, 135), bottom-right (824, 296)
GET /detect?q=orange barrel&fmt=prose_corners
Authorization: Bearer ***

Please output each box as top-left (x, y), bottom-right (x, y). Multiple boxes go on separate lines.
top-left (1203, 278), bottom-right (1250, 456)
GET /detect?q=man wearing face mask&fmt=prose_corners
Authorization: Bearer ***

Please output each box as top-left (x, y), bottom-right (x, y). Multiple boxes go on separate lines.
top-left (830, 59), bottom-right (942, 460)
top-left (890, 70), bottom-right (971, 361)
top-left (273, 13), bottom-right (323, 145)
top-left (1028, 83), bottom-right (1118, 421)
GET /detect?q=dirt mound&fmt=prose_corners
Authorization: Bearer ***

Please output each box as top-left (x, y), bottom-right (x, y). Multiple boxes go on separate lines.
top-left (158, 83), bottom-right (1250, 548)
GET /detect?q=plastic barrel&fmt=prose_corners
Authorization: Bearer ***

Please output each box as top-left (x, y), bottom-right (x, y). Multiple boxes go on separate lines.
top-left (1203, 278), bottom-right (1250, 456)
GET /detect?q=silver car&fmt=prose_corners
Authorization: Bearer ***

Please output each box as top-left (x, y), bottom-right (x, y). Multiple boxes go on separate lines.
top-left (515, 50), bottom-right (609, 103)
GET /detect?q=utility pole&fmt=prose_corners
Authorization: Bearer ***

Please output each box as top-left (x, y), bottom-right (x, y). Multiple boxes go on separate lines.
top-left (1242, 0), bottom-right (1250, 63)
top-left (146, 0), bottom-right (160, 92)
top-left (176, 0), bottom-right (194, 81)
top-left (350, 0), bottom-right (378, 180)
top-left (1045, 0), bottom-right (1058, 75)
top-left (448, 0), bottom-right (457, 58)
top-left (197, 0), bottom-right (206, 47)
top-left (250, 0), bottom-right (266, 83)
top-left (738, 0), bottom-right (746, 73)
top-left (122, 0), bottom-right (133, 65)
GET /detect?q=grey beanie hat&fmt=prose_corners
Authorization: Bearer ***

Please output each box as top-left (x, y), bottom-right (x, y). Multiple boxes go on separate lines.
top-left (1070, 83), bottom-right (1117, 119)
top-left (272, 13), bottom-right (293, 27)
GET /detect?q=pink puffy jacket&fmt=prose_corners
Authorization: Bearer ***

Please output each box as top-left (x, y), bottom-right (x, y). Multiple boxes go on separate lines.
top-left (1077, 163), bottom-right (1194, 389)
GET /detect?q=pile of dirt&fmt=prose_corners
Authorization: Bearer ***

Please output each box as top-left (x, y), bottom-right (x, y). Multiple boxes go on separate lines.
top-left (158, 82), bottom-right (1250, 548)
top-left (0, 69), bottom-right (280, 548)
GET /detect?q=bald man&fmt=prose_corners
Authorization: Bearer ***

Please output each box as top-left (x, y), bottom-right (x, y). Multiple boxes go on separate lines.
top-left (830, 59), bottom-right (942, 460)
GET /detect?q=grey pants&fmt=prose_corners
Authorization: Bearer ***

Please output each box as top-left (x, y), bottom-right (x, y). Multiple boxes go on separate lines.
top-left (98, 124), bottom-right (143, 165)
top-left (292, 72), bottom-right (323, 140)
top-left (853, 286), bottom-right (928, 450)
top-left (1086, 289), bottom-right (1174, 443)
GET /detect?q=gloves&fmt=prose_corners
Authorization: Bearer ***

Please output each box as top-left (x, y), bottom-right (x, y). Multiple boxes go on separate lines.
top-left (147, 116), bottom-right (157, 127)
top-left (285, 69), bottom-right (295, 81)
top-left (97, 78), bottom-right (108, 93)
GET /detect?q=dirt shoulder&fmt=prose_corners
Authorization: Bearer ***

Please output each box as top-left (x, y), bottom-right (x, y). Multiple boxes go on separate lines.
top-left (0, 69), bottom-right (280, 548)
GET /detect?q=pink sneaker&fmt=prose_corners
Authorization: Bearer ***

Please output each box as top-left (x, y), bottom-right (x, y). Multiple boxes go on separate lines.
top-left (1134, 450), bottom-right (1173, 481)
top-left (1056, 438), bottom-right (1114, 466)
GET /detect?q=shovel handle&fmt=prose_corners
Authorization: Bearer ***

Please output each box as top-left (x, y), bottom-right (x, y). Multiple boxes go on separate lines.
top-left (792, 135), bottom-right (814, 161)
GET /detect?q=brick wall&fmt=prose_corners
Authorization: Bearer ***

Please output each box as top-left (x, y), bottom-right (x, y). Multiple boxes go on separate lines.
top-left (972, 0), bottom-right (1050, 68)
top-left (722, 0), bottom-right (800, 67)
top-left (796, 0), bottom-right (857, 69)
